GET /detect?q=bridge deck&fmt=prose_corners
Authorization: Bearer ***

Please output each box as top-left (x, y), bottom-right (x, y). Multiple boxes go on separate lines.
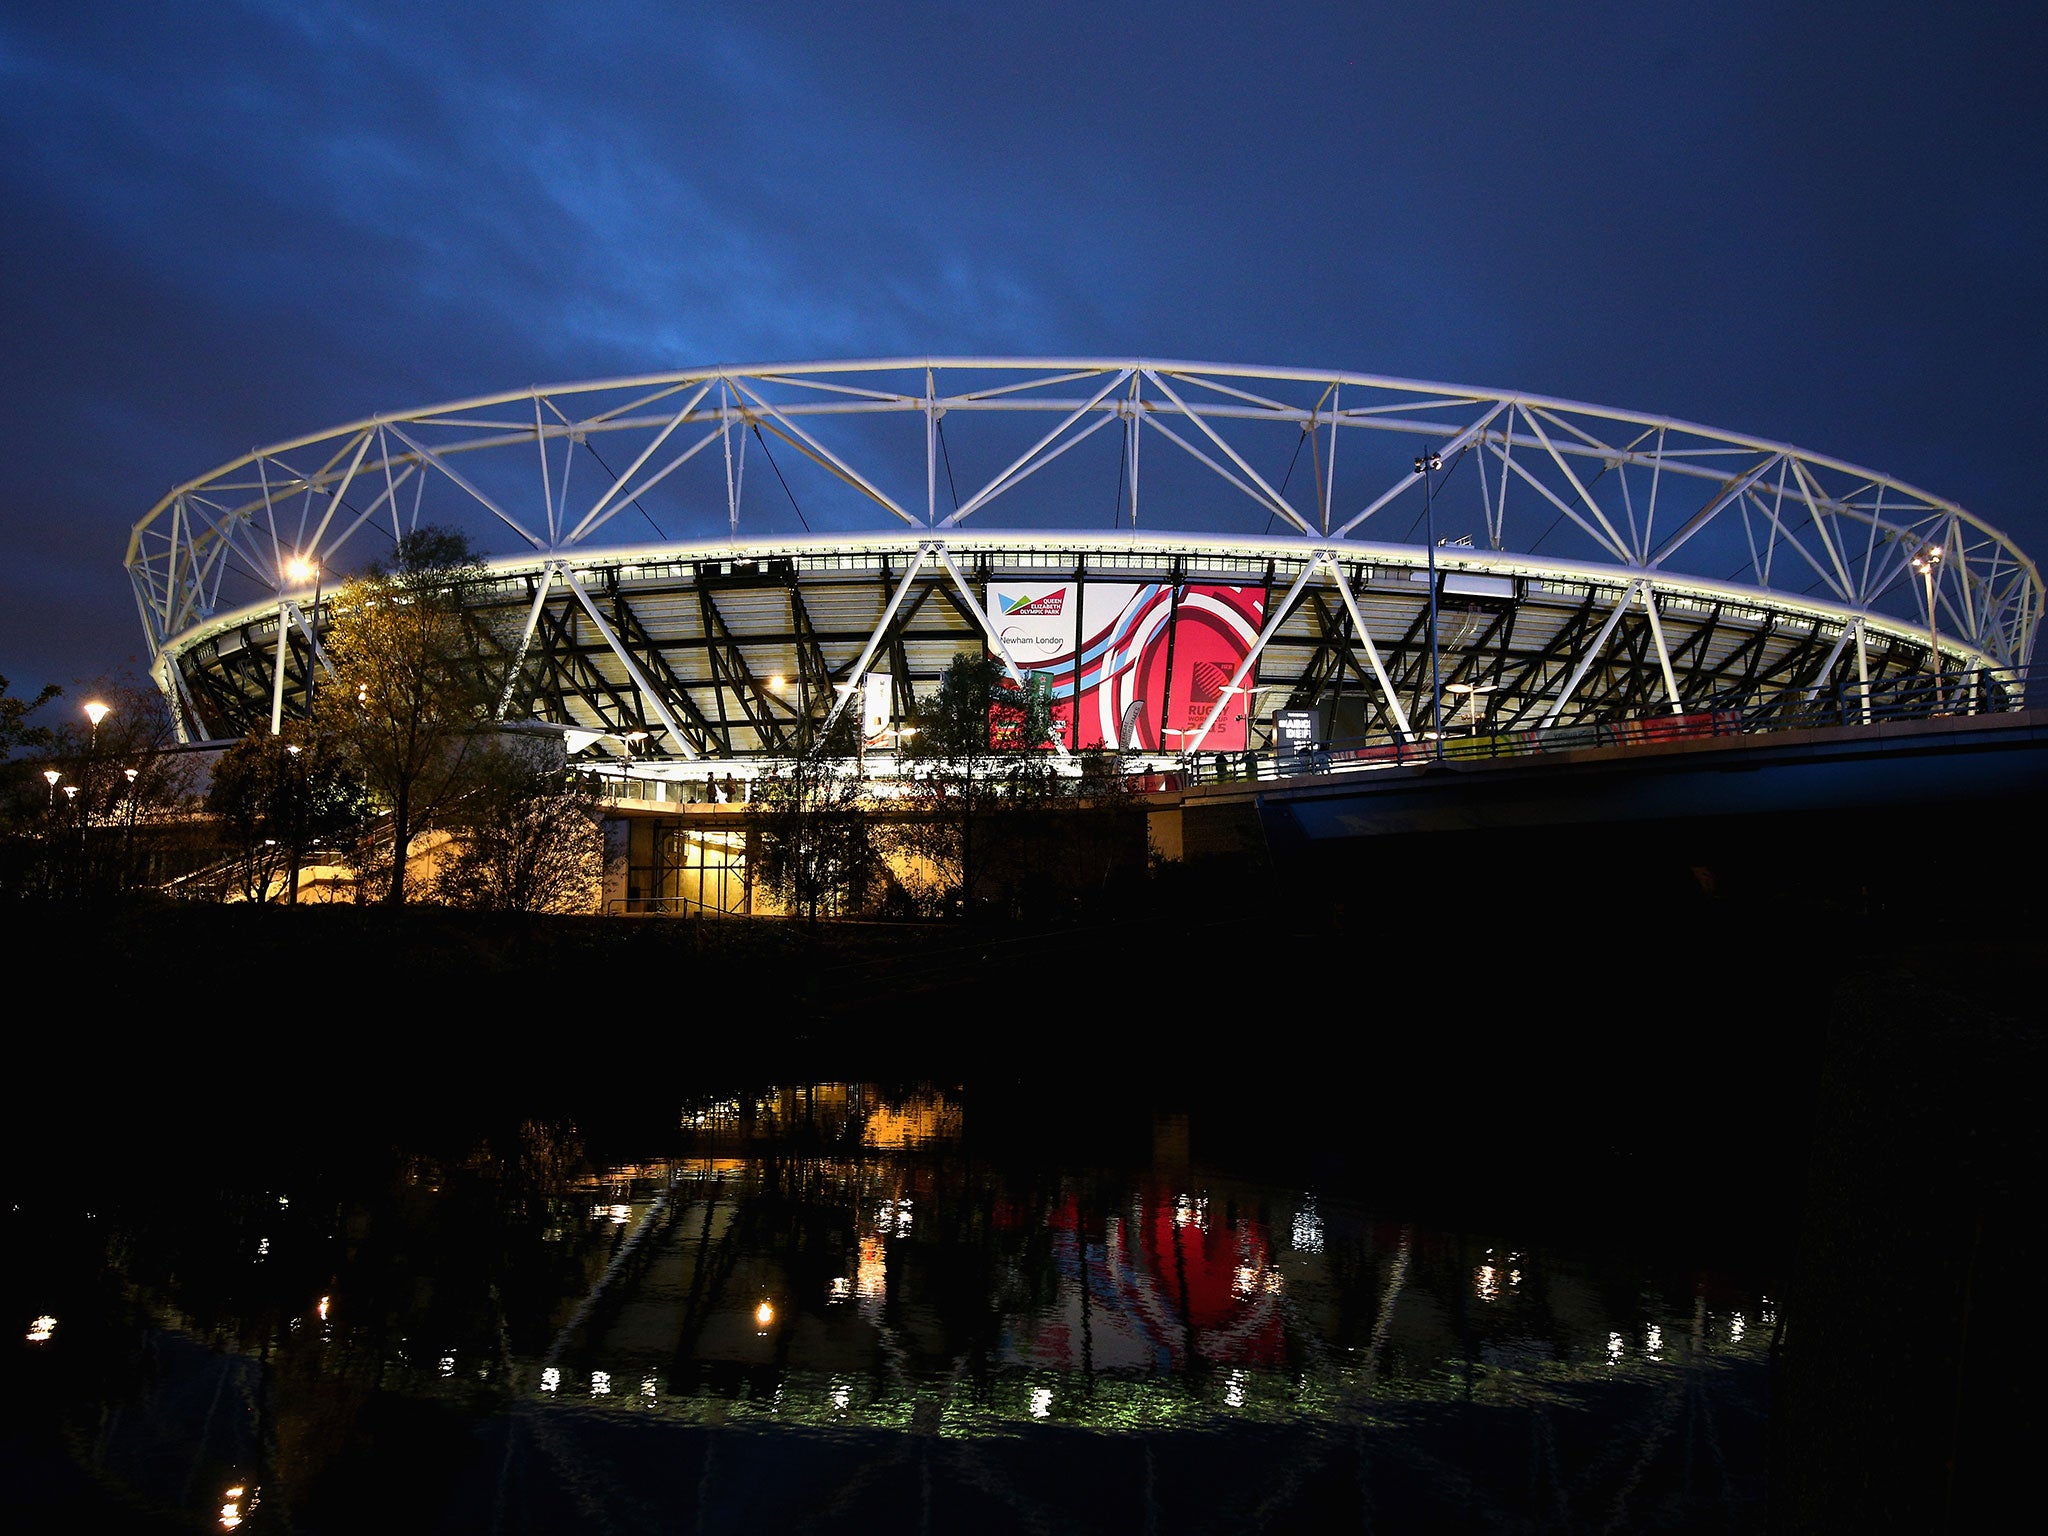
top-left (1151, 708), bottom-right (2048, 852)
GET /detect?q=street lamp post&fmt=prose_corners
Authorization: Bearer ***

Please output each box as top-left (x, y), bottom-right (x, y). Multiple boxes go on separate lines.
top-left (620, 729), bottom-right (648, 790)
top-left (122, 766), bottom-right (140, 887)
top-left (80, 699), bottom-right (111, 888)
top-left (83, 699), bottom-right (109, 804)
top-left (1445, 681), bottom-right (1497, 740)
top-left (1910, 542), bottom-right (1944, 708)
top-left (63, 784), bottom-right (82, 878)
top-left (45, 775), bottom-right (78, 897)
top-left (1414, 450), bottom-right (1445, 761)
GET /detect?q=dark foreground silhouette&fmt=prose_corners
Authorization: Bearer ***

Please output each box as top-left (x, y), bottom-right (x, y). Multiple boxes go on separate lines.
top-left (3, 831), bottom-right (2040, 1532)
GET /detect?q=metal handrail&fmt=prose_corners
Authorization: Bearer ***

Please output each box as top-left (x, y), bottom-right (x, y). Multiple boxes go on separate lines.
top-left (1183, 665), bottom-right (2042, 787)
top-left (606, 894), bottom-right (754, 918)
top-left (162, 842), bottom-right (362, 897)
top-left (579, 668), bottom-right (2039, 800)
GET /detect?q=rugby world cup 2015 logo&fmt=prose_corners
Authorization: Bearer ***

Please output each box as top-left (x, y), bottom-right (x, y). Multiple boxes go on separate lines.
top-left (1000, 591), bottom-right (1066, 618)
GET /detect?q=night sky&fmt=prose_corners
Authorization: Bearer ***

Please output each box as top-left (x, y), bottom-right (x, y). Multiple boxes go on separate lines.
top-left (3, 1), bottom-right (2042, 696)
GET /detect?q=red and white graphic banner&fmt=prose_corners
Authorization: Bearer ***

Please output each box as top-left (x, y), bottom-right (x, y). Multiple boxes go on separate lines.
top-left (985, 580), bottom-right (1265, 751)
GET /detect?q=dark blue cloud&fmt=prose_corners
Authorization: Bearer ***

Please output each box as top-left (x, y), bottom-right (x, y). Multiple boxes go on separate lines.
top-left (1, 0), bottom-right (2042, 692)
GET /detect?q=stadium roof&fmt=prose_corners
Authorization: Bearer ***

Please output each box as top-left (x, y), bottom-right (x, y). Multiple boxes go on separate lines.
top-left (130, 360), bottom-right (2039, 754)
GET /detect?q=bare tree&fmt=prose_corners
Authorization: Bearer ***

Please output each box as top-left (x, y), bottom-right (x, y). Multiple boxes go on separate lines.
top-left (432, 736), bottom-right (603, 913)
top-left (4, 673), bottom-right (199, 899)
top-left (749, 748), bottom-right (879, 921)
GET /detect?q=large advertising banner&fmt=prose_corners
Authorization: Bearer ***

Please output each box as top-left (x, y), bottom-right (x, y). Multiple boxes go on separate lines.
top-left (1147, 582), bottom-right (1266, 753)
top-left (985, 580), bottom-right (1265, 751)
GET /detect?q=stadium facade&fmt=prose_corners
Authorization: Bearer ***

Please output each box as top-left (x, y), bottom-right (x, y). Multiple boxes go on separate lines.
top-left (127, 360), bottom-right (2041, 778)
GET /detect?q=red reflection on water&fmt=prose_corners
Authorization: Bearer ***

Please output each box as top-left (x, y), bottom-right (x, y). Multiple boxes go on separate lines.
top-left (1008, 1191), bottom-right (1284, 1371)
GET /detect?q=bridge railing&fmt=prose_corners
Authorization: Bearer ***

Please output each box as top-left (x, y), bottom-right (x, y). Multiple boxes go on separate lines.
top-left (1183, 666), bottom-right (2042, 787)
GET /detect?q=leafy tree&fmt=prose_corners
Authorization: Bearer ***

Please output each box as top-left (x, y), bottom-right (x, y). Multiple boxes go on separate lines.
top-left (205, 728), bottom-right (370, 903)
top-left (313, 528), bottom-right (497, 904)
top-left (895, 652), bottom-right (1071, 916)
top-left (0, 673), bottom-right (60, 759)
top-left (917, 653), bottom-right (1055, 756)
top-left (0, 674), bottom-right (62, 897)
top-left (432, 736), bottom-right (602, 914)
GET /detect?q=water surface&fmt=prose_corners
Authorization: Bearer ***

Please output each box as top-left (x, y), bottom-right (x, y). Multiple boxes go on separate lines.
top-left (13, 1082), bottom-right (1774, 1532)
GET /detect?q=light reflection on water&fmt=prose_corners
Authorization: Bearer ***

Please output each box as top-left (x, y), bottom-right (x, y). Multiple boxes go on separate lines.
top-left (19, 1083), bottom-right (1772, 1530)
top-left (509, 1161), bottom-right (1765, 1436)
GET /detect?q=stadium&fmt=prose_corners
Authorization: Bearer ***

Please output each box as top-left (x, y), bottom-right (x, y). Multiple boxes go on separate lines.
top-left (127, 359), bottom-right (2041, 782)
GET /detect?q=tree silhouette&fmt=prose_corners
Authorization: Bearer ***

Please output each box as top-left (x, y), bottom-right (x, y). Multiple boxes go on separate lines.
top-left (205, 728), bottom-right (370, 903)
top-left (432, 736), bottom-right (602, 914)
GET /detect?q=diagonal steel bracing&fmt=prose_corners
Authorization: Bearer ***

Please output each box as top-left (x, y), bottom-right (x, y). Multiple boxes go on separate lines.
top-left (695, 584), bottom-right (789, 753)
top-left (529, 601), bottom-right (650, 742)
top-left (818, 544), bottom-right (937, 740)
top-left (603, 587), bottom-right (719, 755)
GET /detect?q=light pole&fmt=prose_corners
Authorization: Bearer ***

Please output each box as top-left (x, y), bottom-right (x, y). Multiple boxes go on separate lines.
top-left (1445, 681), bottom-right (1497, 739)
top-left (123, 766), bottom-right (140, 887)
top-left (1212, 681), bottom-right (1284, 739)
top-left (619, 729), bottom-right (648, 795)
top-left (769, 673), bottom-right (816, 756)
top-left (1414, 450), bottom-right (1445, 761)
top-left (83, 699), bottom-right (109, 808)
top-left (81, 699), bottom-right (110, 883)
top-left (58, 779), bottom-right (80, 896)
top-left (44, 768), bottom-right (60, 810)
top-left (1910, 541), bottom-right (1944, 707)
